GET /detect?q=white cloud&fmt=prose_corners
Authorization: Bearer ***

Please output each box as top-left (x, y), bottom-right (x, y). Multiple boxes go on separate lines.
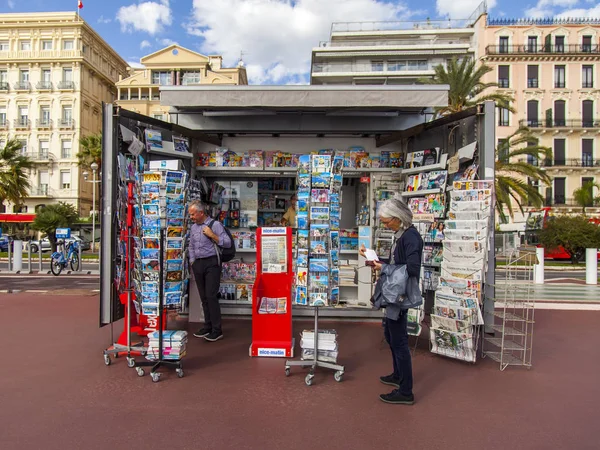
top-left (97, 15), bottom-right (112, 24)
top-left (7, 0), bottom-right (15, 9)
top-left (117, 0), bottom-right (172, 35)
top-left (187, 0), bottom-right (416, 85)
top-left (158, 38), bottom-right (179, 47)
top-left (436, 0), bottom-right (497, 20)
top-left (140, 40), bottom-right (152, 50)
top-left (524, 0), bottom-right (580, 18)
top-left (555, 5), bottom-right (600, 18)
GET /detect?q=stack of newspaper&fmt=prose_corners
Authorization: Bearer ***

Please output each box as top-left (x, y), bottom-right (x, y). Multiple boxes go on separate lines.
top-left (146, 330), bottom-right (188, 361)
top-left (300, 329), bottom-right (339, 363)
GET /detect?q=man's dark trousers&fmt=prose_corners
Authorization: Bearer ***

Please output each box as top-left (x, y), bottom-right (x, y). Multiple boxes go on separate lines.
top-left (192, 256), bottom-right (222, 333)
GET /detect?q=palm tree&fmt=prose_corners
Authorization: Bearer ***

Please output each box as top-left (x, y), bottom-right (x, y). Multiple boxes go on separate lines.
top-left (77, 133), bottom-right (102, 171)
top-left (31, 202), bottom-right (79, 252)
top-left (421, 57), bottom-right (515, 117)
top-left (495, 127), bottom-right (552, 222)
top-left (0, 139), bottom-right (34, 210)
top-left (573, 180), bottom-right (600, 215)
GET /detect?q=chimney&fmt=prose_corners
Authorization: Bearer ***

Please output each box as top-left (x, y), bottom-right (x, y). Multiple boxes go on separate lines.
top-left (208, 55), bottom-right (222, 70)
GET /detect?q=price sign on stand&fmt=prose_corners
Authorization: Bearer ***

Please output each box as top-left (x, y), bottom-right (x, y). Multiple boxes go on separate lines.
top-left (56, 228), bottom-right (71, 239)
top-left (250, 227), bottom-right (294, 358)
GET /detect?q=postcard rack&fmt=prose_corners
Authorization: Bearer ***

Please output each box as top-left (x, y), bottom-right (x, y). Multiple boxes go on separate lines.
top-left (285, 153), bottom-right (345, 385)
top-left (133, 229), bottom-right (184, 382)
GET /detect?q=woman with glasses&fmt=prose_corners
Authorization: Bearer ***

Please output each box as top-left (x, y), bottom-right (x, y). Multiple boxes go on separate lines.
top-left (360, 196), bottom-right (423, 405)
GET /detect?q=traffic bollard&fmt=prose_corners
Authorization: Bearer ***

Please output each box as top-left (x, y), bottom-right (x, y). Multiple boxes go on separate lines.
top-left (586, 248), bottom-right (597, 285)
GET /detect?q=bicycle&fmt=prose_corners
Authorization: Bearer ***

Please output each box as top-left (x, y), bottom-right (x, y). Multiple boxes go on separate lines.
top-left (50, 240), bottom-right (80, 276)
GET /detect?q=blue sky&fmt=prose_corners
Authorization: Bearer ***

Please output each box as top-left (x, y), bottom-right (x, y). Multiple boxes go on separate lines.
top-left (2, 0), bottom-right (599, 84)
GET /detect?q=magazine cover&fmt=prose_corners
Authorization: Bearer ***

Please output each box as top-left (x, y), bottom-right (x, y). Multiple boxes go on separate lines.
top-left (404, 150), bottom-right (424, 169)
top-left (422, 147), bottom-right (440, 166)
top-left (426, 170), bottom-right (448, 190)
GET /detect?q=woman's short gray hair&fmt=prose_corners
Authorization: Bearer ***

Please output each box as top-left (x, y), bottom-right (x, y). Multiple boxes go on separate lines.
top-left (378, 194), bottom-right (413, 228)
top-left (188, 200), bottom-right (206, 213)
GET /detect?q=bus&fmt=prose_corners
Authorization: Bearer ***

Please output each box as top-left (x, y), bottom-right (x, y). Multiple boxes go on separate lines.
top-left (524, 207), bottom-right (600, 261)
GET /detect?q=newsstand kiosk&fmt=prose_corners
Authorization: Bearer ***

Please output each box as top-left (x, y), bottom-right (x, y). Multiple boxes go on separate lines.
top-left (250, 227), bottom-right (294, 357)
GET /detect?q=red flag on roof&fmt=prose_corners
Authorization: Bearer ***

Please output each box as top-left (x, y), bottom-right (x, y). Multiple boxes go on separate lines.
top-left (78, 0), bottom-right (83, 8)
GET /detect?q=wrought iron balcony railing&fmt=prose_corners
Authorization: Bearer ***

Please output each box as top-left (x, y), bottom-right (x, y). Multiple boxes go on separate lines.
top-left (13, 118), bottom-right (31, 129)
top-left (36, 81), bottom-right (53, 90)
top-left (519, 119), bottom-right (600, 129)
top-left (36, 119), bottom-right (53, 128)
top-left (0, 82), bottom-right (8, 91)
top-left (58, 119), bottom-right (75, 128)
top-left (14, 81), bottom-right (31, 90)
top-left (57, 81), bottom-right (75, 90)
top-left (517, 158), bottom-right (600, 168)
top-left (486, 44), bottom-right (600, 55)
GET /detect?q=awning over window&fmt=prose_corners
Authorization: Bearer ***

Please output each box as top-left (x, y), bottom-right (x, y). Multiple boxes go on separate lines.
top-left (0, 213), bottom-right (36, 223)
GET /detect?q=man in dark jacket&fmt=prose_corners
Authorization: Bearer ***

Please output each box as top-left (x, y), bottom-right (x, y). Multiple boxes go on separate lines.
top-left (360, 196), bottom-right (423, 405)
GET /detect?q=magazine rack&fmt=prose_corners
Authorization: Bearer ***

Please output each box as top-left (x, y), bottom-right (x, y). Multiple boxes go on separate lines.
top-left (482, 248), bottom-right (535, 370)
top-left (285, 307), bottom-right (345, 385)
top-left (133, 229), bottom-right (184, 382)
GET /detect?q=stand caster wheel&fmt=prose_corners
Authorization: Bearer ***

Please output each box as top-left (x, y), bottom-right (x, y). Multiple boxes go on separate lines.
top-left (127, 357), bottom-right (135, 368)
top-left (114, 353), bottom-right (119, 358)
top-left (305, 374), bottom-right (314, 386)
top-left (151, 372), bottom-right (161, 383)
top-left (136, 367), bottom-right (145, 377)
top-left (103, 354), bottom-right (111, 366)
top-left (334, 371), bottom-right (344, 382)
top-left (176, 368), bottom-right (184, 378)
top-left (285, 367), bottom-right (291, 377)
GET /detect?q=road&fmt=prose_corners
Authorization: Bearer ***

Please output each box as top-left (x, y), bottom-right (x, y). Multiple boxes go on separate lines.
top-left (0, 260), bottom-right (100, 273)
top-left (494, 269), bottom-right (587, 280)
top-left (0, 274), bottom-right (99, 292)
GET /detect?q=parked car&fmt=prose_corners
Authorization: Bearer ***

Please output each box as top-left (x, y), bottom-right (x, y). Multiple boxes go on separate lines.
top-left (0, 236), bottom-right (12, 252)
top-left (68, 235), bottom-right (91, 251)
top-left (28, 238), bottom-right (52, 253)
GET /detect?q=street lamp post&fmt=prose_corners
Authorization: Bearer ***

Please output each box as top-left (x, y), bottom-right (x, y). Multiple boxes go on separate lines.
top-left (83, 162), bottom-right (100, 254)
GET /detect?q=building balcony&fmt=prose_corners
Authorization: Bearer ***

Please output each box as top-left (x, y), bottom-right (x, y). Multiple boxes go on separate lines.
top-left (0, 119), bottom-right (8, 130)
top-left (36, 81), bottom-right (53, 91)
top-left (29, 186), bottom-right (53, 197)
top-left (543, 196), bottom-right (586, 207)
top-left (519, 119), bottom-right (600, 130)
top-left (58, 119), bottom-right (75, 129)
top-left (14, 81), bottom-right (31, 91)
top-left (517, 158), bottom-right (600, 168)
top-left (316, 38), bottom-right (472, 48)
top-left (13, 118), bottom-right (31, 130)
top-left (312, 62), bottom-right (432, 75)
top-left (0, 82), bottom-right (8, 91)
top-left (486, 44), bottom-right (600, 55)
top-left (36, 119), bottom-right (53, 130)
top-left (26, 151), bottom-right (54, 162)
top-left (0, 49), bottom-right (83, 61)
top-left (57, 81), bottom-right (76, 90)
top-left (330, 18), bottom-right (476, 33)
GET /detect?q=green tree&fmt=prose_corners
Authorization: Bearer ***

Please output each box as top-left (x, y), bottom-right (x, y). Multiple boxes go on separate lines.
top-left (495, 127), bottom-right (552, 222)
top-left (77, 133), bottom-right (102, 171)
top-left (421, 57), bottom-right (515, 117)
top-left (31, 202), bottom-right (79, 252)
top-left (538, 215), bottom-right (600, 264)
top-left (573, 180), bottom-right (600, 215)
top-left (0, 139), bottom-right (34, 209)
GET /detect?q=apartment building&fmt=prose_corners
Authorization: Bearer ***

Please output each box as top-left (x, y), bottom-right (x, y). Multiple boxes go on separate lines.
top-left (116, 44), bottom-right (247, 120)
top-left (310, 5), bottom-right (486, 86)
top-left (0, 12), bottom-right (128, 217)
top-left (477, 15), bottom-right (600, 221)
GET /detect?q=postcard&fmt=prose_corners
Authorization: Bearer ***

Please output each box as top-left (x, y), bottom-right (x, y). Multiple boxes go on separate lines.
top-left (141, 281), bottom-right (159, 293)
top-left (142, 171), bottom-right (162, 184)
top-left (309, 240), bottom-right (328, 255)
top-left (166, 259), bottom-right (184, 271)
top-left (296, 268), bottom-right (308, 286)
top-left (165, 291), bottom-right (182, 306)
top-left (142, 184), bottom-right (159, 194)
top-left (311, 189), bottom-right (330, 203)
top-left (165, 281), bottom-right (184, 293)
top-left (167, 227), bottom-right (184, 238)
top-left (144, 129), bottom-right (163, 152)
top-left (142, 204), bottom-right (160, 216)
top-left (142, 259), bottom-right (160, 271)
top-left (166, 248), bottom-right (183, 260)
top-left (297, 230), bottom-right (309, 248)
top-left (142, 215), bottom-right (160, 228)
top-left (330, 287), bottom-right (339, 304)
top-left (311, 174), bottom-right (330, 188)
top-left (309, 258), bottom-right (329, 272)
top-left (166, 270), bottom-right (183, 282)
top-left (141, 249), bottom-right (159, 260)
top-left (165, 170), bottom-right (184, 185)
top-left (142, 226), bottom-right (160, 238)
top-left (297, 249), bottom-right (309, 267)
top-left (166, 238), bottom-right (183, 249)
top-left (166, 184), bottom-right (183, 195)
top-left (309, 292), bottom-right (328, 307)
top-left (167, 218), bottom-right (184, 228)
top-left (310, 206), bottom-right (329, 221)
top-left (142, 271), bottom-right (160, 281)
top-left (312, 155), bottom-right (331, 173)
top-left (295, 286), bottom-right (308, 305)
top-left (142, 237), bottom-right (160, 249)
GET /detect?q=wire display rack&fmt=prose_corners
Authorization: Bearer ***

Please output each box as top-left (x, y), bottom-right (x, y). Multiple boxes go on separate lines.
top-left (483, 247), bottom-right (536, 370)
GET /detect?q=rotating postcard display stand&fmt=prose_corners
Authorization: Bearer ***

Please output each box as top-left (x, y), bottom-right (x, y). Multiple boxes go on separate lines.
top-left (250, 227), bottom-right (294, 357)
top-left (285, 154), bottom-right (345, 386)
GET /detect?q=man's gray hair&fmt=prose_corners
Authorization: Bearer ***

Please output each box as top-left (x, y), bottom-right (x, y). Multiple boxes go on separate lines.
top-left (378, 194), bottom-right (413, 228)
top-left (188, 200), bottom-right (207, 213)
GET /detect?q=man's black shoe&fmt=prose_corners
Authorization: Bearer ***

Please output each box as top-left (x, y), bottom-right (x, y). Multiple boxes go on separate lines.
top-left (379, 389), bottom-right (414, 405)
top-left (193, 327), bottom-right (211, 338)
top-left (204, 331), bottom-right (223, 342)
top-left (380, 373), bottom-right (400, 388)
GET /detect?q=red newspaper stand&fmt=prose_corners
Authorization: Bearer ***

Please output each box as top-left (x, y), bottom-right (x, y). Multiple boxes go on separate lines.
top-left (250, 227), bottom-right (294, 357)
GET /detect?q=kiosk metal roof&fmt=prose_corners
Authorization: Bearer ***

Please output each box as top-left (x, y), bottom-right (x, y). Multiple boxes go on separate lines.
top-left (160, 85), bottom-right (448, 113)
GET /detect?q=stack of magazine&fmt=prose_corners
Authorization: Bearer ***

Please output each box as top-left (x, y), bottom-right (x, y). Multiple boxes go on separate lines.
top-left (146, 330), bottom-right (188, 361)
top-left (300, 329), bottom-right (339, 363)
top-left (429, 179), bottom-right (492, 363)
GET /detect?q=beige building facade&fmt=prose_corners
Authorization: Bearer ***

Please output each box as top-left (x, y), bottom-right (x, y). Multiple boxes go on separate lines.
top-left (0, 12), bottom-right (128, 216)
top-left (477, 15), bottom-right (600, 222)
top-left (117, 45), bottom-right (247, 121)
